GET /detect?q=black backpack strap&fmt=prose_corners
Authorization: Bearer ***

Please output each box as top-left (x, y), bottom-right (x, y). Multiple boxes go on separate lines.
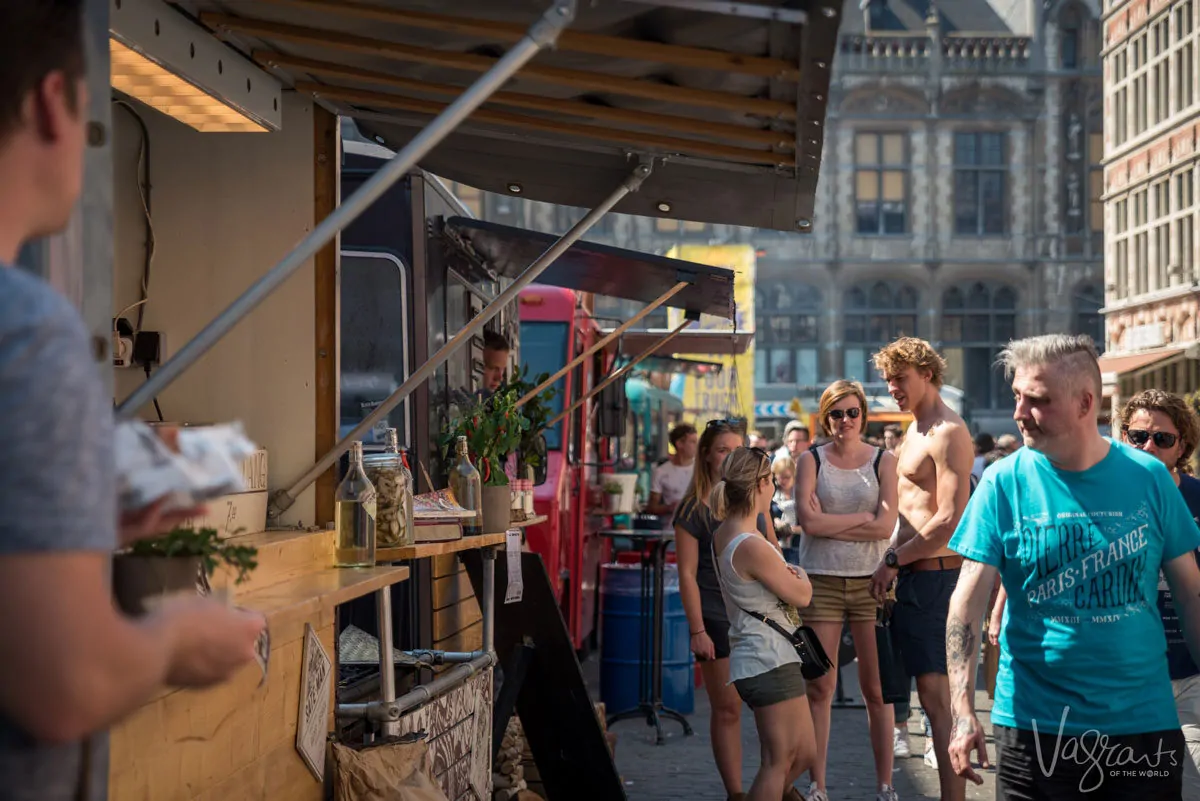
top-left (873, 447), bottom-right (884, 481)
top-left (810, 446), bottom-right (821, 475)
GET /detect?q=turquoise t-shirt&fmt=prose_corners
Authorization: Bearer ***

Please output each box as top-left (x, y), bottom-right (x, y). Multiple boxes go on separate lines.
top-left (950, 440), bottom-right (1200, 736)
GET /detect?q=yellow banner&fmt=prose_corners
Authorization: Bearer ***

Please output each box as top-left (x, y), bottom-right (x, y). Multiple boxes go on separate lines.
top-left (666, 244), bottom-right (756, 428)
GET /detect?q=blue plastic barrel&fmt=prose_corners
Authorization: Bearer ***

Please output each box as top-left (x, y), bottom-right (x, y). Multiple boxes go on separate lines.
top-left (599, 562), bottom-right (695, 716)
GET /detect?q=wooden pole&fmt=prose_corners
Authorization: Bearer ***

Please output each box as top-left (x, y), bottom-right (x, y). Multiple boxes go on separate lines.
top-left (546, 319), bottom-right (690, 429)
top-left (515, 281), bottom-right (688, 409)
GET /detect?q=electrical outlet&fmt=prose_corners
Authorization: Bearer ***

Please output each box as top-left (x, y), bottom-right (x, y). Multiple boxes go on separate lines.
top-left (112, 333), bottom-right (134, 367)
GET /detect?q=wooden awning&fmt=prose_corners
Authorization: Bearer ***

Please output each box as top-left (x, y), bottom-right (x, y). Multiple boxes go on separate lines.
top-left (187, 0), bottom-right (841, 231)
top-left (601, 328), bottom-right (753, 356)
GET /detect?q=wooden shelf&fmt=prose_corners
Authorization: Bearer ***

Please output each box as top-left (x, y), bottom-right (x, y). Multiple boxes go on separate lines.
top-left (377, 534), bottom-right (505, 561)
top-left (235, 564), bottom-right (410, 625)
top-left (376, 515), bottom-right (547, 561)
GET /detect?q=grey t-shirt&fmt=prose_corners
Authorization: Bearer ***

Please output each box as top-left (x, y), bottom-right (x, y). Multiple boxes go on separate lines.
top-left (0, 267), bottom-right (116, 800)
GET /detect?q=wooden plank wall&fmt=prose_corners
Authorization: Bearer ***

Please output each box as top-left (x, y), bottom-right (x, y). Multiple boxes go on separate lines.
top-left (109, 619), bottom-right (336, 801)
top-left (395, 669), bottom-right (493, 800)
top-left (432, 554), bottom-right (482, 655)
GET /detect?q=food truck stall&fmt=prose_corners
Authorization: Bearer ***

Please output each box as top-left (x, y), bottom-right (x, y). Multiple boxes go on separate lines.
top-left (33, 0), bottom-right (842, 798)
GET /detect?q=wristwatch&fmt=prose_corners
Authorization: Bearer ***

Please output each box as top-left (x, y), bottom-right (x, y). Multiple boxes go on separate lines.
top-left (884, 548), bottom-right (899, 569)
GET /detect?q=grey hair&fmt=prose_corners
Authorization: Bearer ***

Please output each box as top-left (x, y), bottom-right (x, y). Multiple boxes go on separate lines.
top-left (997, 334), bottom-right (1102, 399)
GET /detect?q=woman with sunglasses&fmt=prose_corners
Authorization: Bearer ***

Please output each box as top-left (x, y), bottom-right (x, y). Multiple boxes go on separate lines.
top-left (794, 380), bottom-right (900, 801)
top-left (711, 447), bottom-right (816, 801)
top-left (676, 420), bottom-right (780, 801)
top-left (1117, 390), bottom-right (1200, 797)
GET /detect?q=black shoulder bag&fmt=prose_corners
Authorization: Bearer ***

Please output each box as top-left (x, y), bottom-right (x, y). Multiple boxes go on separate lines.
top-left (712, 538), bottom-right (833, 681)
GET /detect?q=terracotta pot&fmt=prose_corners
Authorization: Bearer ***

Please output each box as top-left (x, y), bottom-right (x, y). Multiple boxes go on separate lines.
top-left (480, 483), bottom-right (512, 535)
top-left (112, 554), bottom-right (204, 616)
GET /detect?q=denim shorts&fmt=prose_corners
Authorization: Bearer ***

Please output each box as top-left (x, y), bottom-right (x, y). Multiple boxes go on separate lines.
top-left (733, 662), bottom-right (807, 709)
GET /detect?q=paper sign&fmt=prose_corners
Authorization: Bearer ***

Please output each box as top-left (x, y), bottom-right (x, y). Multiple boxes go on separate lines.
top-left (505, 528), bottom-right (523, 604)
top-left (296, 624), bottom-right (332, 781)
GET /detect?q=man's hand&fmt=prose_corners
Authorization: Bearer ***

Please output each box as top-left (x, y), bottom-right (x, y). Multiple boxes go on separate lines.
top-left (152, 595), bottom-right (267, 688)
top-left (949, 713), bottom-right (990, 785)
top-left (870, 561), bottom-right (898, 602)
top-left (119, 498), bottom-right (206, 548)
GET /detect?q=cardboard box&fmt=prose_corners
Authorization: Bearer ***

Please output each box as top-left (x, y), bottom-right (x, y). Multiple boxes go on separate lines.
top-left (181, 448), bottom-right (270, 537)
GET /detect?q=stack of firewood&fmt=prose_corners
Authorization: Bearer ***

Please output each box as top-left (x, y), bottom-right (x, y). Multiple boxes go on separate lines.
top-left (493, 717), bottom-right (527, 801)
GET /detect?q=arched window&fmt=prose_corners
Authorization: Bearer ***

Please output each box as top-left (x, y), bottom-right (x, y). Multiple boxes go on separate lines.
top-left (755, 282), bottom-right (822, 387)
top-left (842, 281), bottom-right (919, 383)
top-left (1072, 283), bottom-right (1105, 353)
top-left (940, 282), bottom-right (1018, 410)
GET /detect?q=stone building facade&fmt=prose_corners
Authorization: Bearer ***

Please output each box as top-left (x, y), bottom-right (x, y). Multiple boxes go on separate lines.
top-left (445, 0), bottom-right (1106, 437)
top-left (1101, 0), bottom-right (1200, 420)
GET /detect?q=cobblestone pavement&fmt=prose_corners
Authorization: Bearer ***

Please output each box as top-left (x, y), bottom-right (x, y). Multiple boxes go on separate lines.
top-left (592, 660), bottom-right (997, 801)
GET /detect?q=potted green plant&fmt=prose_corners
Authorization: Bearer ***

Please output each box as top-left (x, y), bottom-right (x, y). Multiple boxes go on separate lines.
top-left (442, 387), bottom-right (529, 533)
top-left (602, 480), bottom-right (624, 514)
top-left (505, 366), bottom-right (559, 486)
top-left (113, 526), bottom-right (259, 616)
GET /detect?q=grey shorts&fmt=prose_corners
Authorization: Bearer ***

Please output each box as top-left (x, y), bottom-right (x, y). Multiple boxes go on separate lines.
top-left (733, 662), bottom-right (807, 709)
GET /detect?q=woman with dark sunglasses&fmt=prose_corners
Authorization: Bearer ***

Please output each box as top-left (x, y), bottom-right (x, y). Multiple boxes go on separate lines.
top-left (794, 380), bottom-right (901, 801)
top-left (676, 420), bottom-right (781, 801)
top-left (1119, 390), bottom-right (1200, 798)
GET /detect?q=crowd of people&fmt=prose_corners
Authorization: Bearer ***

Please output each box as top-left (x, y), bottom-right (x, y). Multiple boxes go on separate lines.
top-left (649, 334), bottom-right (1200, 801)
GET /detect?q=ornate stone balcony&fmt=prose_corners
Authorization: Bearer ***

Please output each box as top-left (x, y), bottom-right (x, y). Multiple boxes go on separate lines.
top-left (838, 34), bottom-right (1032, 74)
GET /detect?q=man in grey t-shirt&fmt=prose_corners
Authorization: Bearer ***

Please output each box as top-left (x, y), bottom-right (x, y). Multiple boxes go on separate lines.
top-left (0, 6), bottom-right (266, 799)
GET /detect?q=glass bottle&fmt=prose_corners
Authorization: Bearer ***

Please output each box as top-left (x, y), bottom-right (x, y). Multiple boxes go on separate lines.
top-left (363, 429), bottom-right (414, 548)
top-left (335, 441), bottom-right (377, 567)
top-left (449, 436), bottom-right (483, 536)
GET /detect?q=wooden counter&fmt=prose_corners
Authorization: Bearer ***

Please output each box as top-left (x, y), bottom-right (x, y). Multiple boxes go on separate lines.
top-left (376, 515), bottom-right (546, 562)
top-left (109, 528), bottom-right (410, 801)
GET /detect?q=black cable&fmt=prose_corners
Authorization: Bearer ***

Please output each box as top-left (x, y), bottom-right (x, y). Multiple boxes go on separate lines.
top-left (114, 98), bottom-right (166, 422)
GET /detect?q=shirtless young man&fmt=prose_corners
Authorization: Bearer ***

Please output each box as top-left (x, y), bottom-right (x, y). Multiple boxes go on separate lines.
top-left (868, 337), bottom-right (975, 801)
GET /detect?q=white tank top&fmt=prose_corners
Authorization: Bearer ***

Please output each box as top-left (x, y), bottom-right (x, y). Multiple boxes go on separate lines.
top-left (715, 532), bottom-right (802, 682)
top-left (796, 445), bottom-right (887, 577)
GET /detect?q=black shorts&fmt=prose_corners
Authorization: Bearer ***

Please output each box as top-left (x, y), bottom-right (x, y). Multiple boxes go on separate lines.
top-left (995, 724), bottom-right (1184, 800)
top-left (891, 568), bottom-right (960, 677)
top-left (699, 616), bottom-right (731, 661)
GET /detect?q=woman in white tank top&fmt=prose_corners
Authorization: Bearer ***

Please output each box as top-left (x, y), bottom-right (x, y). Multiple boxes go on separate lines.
top-left (711, 447), bottom-right (816, 801)
top-left (794, 381), bottom-right (900, 801)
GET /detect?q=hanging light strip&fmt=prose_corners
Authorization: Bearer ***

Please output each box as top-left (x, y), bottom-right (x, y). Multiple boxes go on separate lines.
top-left (109, 0), bottom-right (282, 133)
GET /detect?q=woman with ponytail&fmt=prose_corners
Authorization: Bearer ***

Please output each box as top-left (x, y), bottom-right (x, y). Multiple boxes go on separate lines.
top-left (711, 447), bottom-right (816, 801)
top-left (676, 421), bottom-right (778, 801)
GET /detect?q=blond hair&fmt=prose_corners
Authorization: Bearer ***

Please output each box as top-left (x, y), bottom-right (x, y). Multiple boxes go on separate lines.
top-left (771, 454), bottom-right (796, 477)
top-left (682, 420), bottom-right (743, 509)
top-left (817, 379), bottom-right (869, 436)
top-left (709, 447), bottom-right (772, 521)
top-left (872, 337), bottom-right (946, 388)
top-left (1120, 389), bottom-right (1200, 474)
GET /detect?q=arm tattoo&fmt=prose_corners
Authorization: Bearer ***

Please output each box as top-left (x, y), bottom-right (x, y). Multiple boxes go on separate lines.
top-left (946, 618), bottom-right (977, 708)
top-left (959, 559), bottom-right (987, 581)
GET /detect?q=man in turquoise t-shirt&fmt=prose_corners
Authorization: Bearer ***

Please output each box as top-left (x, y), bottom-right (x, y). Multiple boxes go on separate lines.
top-left (945, 334), bottom-right (1200, 800)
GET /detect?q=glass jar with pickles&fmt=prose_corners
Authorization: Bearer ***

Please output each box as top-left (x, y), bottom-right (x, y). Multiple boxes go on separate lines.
top-left (363, 428), bottom-right (414, 548)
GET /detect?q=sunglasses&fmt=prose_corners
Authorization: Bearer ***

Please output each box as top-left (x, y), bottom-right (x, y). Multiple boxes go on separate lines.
top-left (828, 407), bottom-right (862, 421)
top-left (1124, 428), bottom-right (1179, 449)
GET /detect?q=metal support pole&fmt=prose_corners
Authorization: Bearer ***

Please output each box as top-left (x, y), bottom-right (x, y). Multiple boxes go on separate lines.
top-left (337, 651), bottom-right (497, 722)
top-left (270, 159), bottom-right (655, 517)
top-left (514, 281), bottom-right (688, 409)
top-left (116, 0), bottom-right (577, 419)
top-left (376, 588), bottom-right (398, 737)
top-left (482, 548), bottom-right (496, 653)
top-left (546, 318), bottom-right (689, 429)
